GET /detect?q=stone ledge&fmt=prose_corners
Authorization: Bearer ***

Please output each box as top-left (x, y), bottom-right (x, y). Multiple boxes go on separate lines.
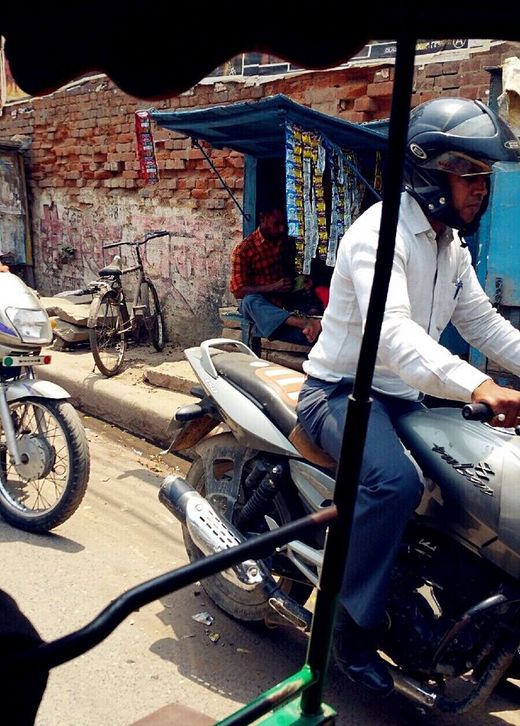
top-left (143, 360), bottom-right (199, 395)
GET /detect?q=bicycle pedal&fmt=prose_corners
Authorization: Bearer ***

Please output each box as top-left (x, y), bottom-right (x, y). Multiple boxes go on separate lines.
top-left (133, 305), bottom-right (146, 316)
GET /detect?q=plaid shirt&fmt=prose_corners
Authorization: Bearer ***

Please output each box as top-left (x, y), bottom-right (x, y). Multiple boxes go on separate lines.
top-left (230, 227), bottom-right (296, 301)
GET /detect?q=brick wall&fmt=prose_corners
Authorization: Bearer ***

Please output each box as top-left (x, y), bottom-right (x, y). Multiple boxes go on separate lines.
top-left (1, 40), bottom-right (519, 345)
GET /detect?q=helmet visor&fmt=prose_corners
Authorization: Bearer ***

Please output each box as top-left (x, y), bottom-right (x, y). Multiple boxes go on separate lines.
top-left (423, 151), bottom-right (493, 177)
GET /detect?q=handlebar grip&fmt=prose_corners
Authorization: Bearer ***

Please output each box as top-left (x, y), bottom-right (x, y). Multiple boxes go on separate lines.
top-left (136, 230), bottom-right (170, 246)
top-left (462, 402), bottom-right (494, 421)
top-left (103, 241), bottom-right (123, 250)
top-left (142, 230), bottom-right (170, 242)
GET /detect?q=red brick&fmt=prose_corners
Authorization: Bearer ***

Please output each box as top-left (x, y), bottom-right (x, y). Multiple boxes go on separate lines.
top-left (366, 81), bottom-right (394, 97)
top-left (354, 96), bottom-right (378, 112)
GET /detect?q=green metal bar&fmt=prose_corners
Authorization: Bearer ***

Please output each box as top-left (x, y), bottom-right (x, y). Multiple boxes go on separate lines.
top-left (300, 33), bottom-right (418, 715)
top-left (216, 665), bottom-right (336, 726)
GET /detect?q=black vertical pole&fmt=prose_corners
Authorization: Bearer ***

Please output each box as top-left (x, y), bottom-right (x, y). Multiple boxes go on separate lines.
top-left (301, 34), bottom-right (417, 715)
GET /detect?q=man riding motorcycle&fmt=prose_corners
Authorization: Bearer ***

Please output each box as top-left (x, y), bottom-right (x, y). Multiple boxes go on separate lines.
top-left (296, 96), bottom-right (520, 695)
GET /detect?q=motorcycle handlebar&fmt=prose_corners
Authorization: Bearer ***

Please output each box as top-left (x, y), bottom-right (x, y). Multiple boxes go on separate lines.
top-left (463, 401), bottom-right (520, 435)
top-left (462, 402), bottom-right (494, 421)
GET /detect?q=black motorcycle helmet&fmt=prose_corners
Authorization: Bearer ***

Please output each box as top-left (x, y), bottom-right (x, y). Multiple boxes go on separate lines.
top-left (403, 97), bottom-right (520, 231)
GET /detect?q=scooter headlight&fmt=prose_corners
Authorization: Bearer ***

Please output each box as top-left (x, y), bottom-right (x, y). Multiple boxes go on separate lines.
top-left (5, 307), bottom-right (53, 344)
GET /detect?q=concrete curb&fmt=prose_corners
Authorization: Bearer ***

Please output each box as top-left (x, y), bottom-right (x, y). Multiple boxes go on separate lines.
top-left (38, 349), bottom-right (196, 448)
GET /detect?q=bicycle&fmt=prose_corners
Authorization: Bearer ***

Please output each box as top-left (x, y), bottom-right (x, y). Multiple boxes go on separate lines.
top-left (87, 230), bottom-right (169, 377)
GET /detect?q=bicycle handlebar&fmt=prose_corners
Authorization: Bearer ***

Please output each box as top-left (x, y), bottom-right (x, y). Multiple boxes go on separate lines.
top-left (103, 230), bottom-right (170, 250)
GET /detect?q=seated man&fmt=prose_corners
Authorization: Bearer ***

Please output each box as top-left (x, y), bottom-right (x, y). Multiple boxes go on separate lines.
top-left (229, 204), bottom-right (322, 347)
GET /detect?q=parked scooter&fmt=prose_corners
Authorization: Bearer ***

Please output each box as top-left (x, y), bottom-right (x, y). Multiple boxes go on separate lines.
top-left (159, 337), bottom-right (520, 715)
top-left (0, 272), bottom-right (90, 532)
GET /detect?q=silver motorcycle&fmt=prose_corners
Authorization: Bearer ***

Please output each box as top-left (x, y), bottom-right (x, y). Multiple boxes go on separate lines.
top-left (0, 272), bottom-right (90, 532)
top-left (159, 337), bottom-right (520, 715)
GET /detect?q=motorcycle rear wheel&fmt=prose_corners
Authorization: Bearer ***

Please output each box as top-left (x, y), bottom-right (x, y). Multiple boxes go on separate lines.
top-left (183, 453), bottom-right (313, 623)
top-left (0, 398), bottom-right (90, 532)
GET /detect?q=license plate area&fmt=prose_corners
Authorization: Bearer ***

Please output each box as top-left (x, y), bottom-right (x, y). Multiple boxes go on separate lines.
top-left (2, 354), bottom-right (51, 367)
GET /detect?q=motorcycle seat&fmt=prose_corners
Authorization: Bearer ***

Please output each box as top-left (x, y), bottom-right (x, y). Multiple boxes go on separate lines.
top-left (211, 352), bottom-right (336, 470)
top-left (211, 352), bottom-right (301, 435)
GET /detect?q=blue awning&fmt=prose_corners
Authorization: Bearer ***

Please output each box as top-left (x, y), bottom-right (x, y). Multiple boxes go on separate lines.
top-left (149, 94), bottom-right (387, 159)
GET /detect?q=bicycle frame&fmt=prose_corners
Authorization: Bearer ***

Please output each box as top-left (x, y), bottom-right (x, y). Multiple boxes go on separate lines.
top-left (87, 230), bottom-right (169, 376)
top-left (101, 230), bottom-right (168, 336)
top-left (121, 245), bottom-right (148, 331)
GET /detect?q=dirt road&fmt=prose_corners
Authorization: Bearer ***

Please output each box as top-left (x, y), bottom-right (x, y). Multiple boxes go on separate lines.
top-left (1, 416), bottom-right (519, 725)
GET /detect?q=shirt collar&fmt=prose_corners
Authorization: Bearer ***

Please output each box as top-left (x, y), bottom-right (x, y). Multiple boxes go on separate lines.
top-left (403, 191), bottom-right (454, 246)
top-left (253, 226), bottom-right (282, 249)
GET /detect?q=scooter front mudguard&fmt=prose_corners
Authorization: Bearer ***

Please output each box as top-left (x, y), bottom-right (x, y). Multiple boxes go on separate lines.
top-left (5, 378), bottom-right (70, 402)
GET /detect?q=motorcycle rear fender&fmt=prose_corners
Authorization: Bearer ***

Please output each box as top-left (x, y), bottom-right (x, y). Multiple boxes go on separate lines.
top-left (86, 285), bottom-right (114, 327)
top-left (169, 414), bottom-right (223, 452)
top-left (5, 378), bottom-right (70, 402)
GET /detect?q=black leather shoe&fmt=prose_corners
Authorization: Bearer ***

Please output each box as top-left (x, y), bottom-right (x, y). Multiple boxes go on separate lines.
top-left (333, 615), bottom-right (394, 696)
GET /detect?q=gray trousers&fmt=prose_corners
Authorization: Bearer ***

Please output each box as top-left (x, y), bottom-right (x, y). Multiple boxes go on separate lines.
top-left (296, 376), bottom-right (424, 629)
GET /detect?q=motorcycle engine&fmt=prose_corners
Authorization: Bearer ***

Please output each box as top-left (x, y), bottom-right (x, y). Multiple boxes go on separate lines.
top-left (382, 520), bottom-right (508, 675)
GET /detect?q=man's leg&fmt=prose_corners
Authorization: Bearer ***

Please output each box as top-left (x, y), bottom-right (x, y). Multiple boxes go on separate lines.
top-left (239, 294), bottom-right (291, 339)
top-left (298, 383), bottom-right (423, 625)
top-left (296, 380), bottom-right (423, 693)
top-left (239, 294), bottom-right (317, 345)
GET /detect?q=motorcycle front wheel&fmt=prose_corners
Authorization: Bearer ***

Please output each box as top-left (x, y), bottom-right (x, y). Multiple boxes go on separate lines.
top-left (183, 448), bottom-right (313, 623)
top-left (0, 397), bottom-right (90, 532)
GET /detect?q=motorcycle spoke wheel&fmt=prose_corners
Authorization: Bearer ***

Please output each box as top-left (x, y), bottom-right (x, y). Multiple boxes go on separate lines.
top-left (0, 398), bottom-right (90, 532)
top-left (89, 292), bottom-right (127, 377)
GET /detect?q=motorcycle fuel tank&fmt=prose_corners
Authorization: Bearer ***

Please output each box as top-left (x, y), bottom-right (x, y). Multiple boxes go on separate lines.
top-left (397, 406), bottom-right (520, 579)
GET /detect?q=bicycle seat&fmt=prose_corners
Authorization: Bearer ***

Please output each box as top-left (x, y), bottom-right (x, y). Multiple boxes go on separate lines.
top-left (98, 264), bottom-right (122, 277)
top-left (98, 254), bottom-right (122, 277)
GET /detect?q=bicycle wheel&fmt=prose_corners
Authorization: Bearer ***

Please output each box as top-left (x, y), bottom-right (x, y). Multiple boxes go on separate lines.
top-left (88, 291), bottom-right (128, 376)
top-left (142, 281), bottom-right (165, 351)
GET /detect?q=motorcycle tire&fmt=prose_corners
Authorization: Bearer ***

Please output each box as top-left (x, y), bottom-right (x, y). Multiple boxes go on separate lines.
top-left (0, 397), bottom-right (90, 532)
top-left (183, 448), bottom-right (313, 623)
top-left (89, 291), bottom-right (128, 377)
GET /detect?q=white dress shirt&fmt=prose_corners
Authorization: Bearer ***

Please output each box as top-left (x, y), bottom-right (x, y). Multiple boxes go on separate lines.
top-left (304, 191), bottom-right (520, 402)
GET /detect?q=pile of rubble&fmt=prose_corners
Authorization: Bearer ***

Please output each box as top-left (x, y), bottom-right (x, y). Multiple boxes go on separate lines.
top-left (40, 292), bottom-right (93, 351)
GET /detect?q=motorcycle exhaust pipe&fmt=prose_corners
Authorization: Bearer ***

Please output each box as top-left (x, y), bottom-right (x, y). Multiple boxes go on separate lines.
top-left (159, 475), bottom-right (264, 590)
top-left (387, 665), bottom-right (438, 709)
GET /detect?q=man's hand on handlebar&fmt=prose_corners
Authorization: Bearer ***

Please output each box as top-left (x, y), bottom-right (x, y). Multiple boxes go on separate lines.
top-left (471, 378), bottom-right (520, 428)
